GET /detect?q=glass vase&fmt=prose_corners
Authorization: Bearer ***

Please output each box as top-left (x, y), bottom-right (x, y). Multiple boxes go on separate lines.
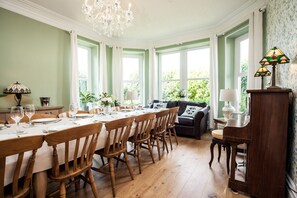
top-left (103, 105), bottom-right (111, 115)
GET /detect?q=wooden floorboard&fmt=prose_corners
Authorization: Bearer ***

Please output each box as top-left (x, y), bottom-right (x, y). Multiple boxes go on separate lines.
top-left (48, 132), bottom-right (249, 198)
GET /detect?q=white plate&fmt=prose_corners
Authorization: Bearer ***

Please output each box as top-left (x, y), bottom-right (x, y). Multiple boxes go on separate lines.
top-left (76, 114), bottom-right (93, 118)
top-left (32, 118), bottom-right (58, 123)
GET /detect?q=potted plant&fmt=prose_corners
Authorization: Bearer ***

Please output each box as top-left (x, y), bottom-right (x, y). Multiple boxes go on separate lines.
top-left (80, 91), bottom-right (98, 111)
top-left (99, 92), bottom-right (114, 114)
top-left (178, 89), bottom-right (187, 101)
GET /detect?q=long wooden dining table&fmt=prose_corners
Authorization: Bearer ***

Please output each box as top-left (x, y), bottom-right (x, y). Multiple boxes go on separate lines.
top-left (1, 108), bottom-right (161, 197)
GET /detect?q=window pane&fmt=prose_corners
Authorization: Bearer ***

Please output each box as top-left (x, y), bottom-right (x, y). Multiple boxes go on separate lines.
top-left (123, 57), bottom-right (139, 81)
top-left (239, 76), bottom-right (247, 112)
top-left (187, 79), bottom-right (210, 103)
top-left (187, 48), bottom-right (210, 78)
top-left (162, 81), bottom-right (181, 101)
top-left (78, 47), bottom-right (89, 80)
top-left (240, 39), bottom-right (249, 73)
top-left (161, 53), bottom-right (180, 80)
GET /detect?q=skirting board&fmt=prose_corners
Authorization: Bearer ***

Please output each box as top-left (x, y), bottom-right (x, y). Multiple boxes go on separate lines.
top-left (287, 173), bottom-right (297, 198)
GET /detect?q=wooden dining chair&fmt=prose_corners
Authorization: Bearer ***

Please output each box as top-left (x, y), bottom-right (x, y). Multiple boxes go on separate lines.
top-left (151, 109), bottom-right (170, 160)
top-left (128, 113), bottom-right (156, 174)
top-left (0, 135), bottom-right (44, 198)
top-left (92, 117), bottom-right (135, 197)
top-left (6, 113), bottom-right (57, 124)
top-left (44, 123), bottom-right (103, 198)
top-left (166, 107), bottom-right (179, 150)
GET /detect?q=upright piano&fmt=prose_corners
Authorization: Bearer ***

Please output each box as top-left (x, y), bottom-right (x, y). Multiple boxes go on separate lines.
top-left (223, 89), bottom-right (292, 198)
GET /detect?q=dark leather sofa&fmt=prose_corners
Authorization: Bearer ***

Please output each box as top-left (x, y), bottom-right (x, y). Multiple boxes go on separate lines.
top-left (151, 100), bottom-right (210, 139)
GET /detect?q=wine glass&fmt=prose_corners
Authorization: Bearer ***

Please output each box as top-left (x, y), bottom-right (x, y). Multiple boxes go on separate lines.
top-left (10, 106), bottom-right (24, 134)
top-left (69, 103), bottom-right (78, 120)
top-left (24, 104), bottom-right (35, 126)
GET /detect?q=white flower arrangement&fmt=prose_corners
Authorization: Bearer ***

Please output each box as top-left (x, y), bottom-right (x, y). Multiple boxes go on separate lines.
top-left (99, 92), bottom-right (113, 106)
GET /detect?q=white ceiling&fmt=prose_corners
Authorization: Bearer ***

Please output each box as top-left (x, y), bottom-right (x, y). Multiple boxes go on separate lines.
top-left (27, 0), bottom-right (254, 41)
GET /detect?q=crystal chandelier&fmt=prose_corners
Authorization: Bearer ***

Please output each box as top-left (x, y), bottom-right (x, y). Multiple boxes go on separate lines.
top-left (82, 0), bottom-right (134, 38)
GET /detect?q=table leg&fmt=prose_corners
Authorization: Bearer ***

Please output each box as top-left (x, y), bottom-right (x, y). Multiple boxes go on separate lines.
top-left (33, 171), bottom-right (47, 198)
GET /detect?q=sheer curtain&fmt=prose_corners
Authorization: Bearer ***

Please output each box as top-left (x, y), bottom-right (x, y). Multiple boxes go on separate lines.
top-left (112, 46), bottom-right (124, 103)
top-left (209, 35), bottom-right (219, 128)
top-left (99, 42), bottom-right (108, 93)
top-left (248, 9), bottom-right (264, 89)
top-left (149, 48), bottom-right (159, 102)
top-left (70, 31), bottom-right (79, 105)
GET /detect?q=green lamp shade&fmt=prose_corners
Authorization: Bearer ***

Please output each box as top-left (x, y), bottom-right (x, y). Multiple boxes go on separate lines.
top-left (254, 66), bottom-right (271, 77)
top-left (259, 46), bottom-right (290, 65)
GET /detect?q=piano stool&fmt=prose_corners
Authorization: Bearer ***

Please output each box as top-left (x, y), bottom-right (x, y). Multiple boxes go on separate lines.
top-left (209, 129), bottom-right (231, 174)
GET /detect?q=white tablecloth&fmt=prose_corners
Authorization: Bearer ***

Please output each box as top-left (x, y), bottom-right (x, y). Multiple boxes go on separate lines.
top-left (1, 109), bottom-right (162, 186)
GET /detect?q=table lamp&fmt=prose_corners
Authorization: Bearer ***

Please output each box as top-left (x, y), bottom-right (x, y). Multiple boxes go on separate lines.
top-left (126, 91), bottom-right (138, 105)
top-left (254, 66), bottom-right (271, 90)
top-left (3, 81), bottom-right (31, 106)
top-left (259, 46), bottom-right (290, 89)
top-left (220, 89), bottom-right (238, 121)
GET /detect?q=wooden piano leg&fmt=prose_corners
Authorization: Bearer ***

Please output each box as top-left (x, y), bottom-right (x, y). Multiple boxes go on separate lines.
top-left (230, 143), bottom-right (237, 181)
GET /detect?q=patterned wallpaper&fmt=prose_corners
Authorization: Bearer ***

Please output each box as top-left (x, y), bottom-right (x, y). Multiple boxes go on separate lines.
top-left (266, 0), bottom-right (297, 182)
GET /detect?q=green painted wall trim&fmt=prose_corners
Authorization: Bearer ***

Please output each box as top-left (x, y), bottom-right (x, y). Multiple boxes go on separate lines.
top-left (0, 8), bottom-right (70, 109)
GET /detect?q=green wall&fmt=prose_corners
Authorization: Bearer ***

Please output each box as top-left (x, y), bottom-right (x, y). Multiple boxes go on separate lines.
top-left (0, 8), bottom-right (70, 109)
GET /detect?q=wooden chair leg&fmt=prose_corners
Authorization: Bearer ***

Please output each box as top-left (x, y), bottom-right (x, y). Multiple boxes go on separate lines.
top-left (59, 181), bottom-right (66, 198)
top-left (162, 133), bottom-right (169, 153)
top-left (108, 158), bottom-right (116, 198)
top-left (168, 129), bottom-right (173, 150)
top-left (155, 137), bottom-right (161, 160)
top-left (147, 139), bottom-right (155, 163)
top-left (173, 128), bottom-right (179, 145)
top-left (209, 141), bottom-right (216, 167)
top-left (124, 152), bottom-right (134, 180)
top-left (87, 169), bottom-right (99, 198)
top-left (137, 143), bottom-right (142, 174)
top-left (218, 144), bottom-right (222, 162)
top-left (100, 155), bottom-right (105, 165)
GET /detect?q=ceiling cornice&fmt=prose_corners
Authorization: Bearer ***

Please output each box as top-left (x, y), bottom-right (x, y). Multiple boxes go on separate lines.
top-left (0, 0), bottom-right (265, 49)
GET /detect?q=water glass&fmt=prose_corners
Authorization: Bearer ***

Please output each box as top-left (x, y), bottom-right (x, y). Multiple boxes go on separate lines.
top-left (24, 104), bottom-right (35, 126)
top-left (10, 106), bottom-right (24, 134)
top-left (69, 103), bottom-right (78, 119)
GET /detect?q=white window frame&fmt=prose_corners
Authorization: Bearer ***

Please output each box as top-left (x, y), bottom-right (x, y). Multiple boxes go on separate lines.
top-left (159, 46), bottom-right (210, 100)
top-left (122, 53), bottom-right (144, 104)
top-left (234, 33), bottom-right (249, 110)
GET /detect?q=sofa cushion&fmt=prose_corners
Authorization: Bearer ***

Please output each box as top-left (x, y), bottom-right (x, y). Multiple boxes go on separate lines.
top-left (177, 101), bottom-right (207, 115)
top-left (181, 105), bottom-right (202, 117)
top-left (178, 116), bottom-right (194, 126)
